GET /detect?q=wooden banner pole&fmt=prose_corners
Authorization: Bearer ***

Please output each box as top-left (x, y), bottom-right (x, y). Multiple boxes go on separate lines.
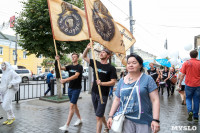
top-left (53, 39), bottom-right (63, 80)
top-left (83, 0), bottom-right (103, 104)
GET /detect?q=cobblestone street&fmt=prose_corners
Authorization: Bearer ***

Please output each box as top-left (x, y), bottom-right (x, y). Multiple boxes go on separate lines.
top-left (0, 91), bottom-right (200, 133)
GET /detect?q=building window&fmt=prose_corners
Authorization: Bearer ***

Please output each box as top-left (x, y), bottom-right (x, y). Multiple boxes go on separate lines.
top-left (13, 50), bottom-right (16, 55)
top-left (0, 47), bottom-right (3, 55)
top-left (23, 51), bottom-right (27, 59)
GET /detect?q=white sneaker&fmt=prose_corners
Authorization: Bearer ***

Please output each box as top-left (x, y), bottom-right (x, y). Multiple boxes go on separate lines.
top-left (59, 124), bottom-right (68, 131)
top-left (73, 119), bottom-right (82, 126)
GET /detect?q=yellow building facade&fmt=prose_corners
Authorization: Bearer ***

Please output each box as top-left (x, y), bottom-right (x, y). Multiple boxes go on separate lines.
top-left (0, 33), bottom-right (46, 74)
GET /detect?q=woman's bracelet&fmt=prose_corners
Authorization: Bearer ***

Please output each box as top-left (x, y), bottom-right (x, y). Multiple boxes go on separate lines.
top-left (108, 116), bottom-right (113, 119)
top-left (152, 119), bottom-right (160, 123)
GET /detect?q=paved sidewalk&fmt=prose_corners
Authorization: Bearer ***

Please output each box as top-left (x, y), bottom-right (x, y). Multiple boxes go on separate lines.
top-left (0, 91), bottom-right (199, 133)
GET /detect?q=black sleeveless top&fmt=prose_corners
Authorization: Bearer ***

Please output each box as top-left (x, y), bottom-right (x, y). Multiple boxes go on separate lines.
top-left (147, 68), bottom-right (158, 82)
top-left (162, 71), bottom-right (168, 80)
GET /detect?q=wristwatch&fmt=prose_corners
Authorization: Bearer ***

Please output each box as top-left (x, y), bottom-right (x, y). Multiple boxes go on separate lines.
top-left (152, 119), bottom-right (160, 123)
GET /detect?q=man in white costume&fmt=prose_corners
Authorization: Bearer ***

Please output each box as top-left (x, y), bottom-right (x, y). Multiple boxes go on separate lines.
top-left (0, 62), bottom-right (21, 125)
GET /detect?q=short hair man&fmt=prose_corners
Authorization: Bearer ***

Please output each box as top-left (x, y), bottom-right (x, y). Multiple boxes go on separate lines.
top-left (82, 43), bottom-right (117, 133)
top-left (57, 53), bottom-right (83, 131)
top-left (179, 50), bottom-right (200, 122)
top-left (44, 70), bottom-right (54, 96)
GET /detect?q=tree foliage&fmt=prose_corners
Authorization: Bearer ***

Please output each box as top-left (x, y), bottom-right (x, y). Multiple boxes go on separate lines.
top-left (15, 0), bottom-right (88, 58)
top-left (111, 62), bottom-right (117, 67)
top-left (41, 55), bottom-right (72, 68)
top-left (41, 58), bottom-right (55, 68)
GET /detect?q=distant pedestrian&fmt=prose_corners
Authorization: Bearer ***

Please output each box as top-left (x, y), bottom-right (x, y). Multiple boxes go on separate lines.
top-left (160, 66), bottom-right (171, 96)
top-left (0, 95), bottom-right (3, 120)
top-left (0, 62), bottom-right (21, 125)
top-left (44, 70), bottom-right (54, 96)
top-left (156, 67), bottom-right (161, 92)
top-left (107, 53), bottom-right (160, 133)
top-left (58, 53), bottom-right (83, 132)
top-left (109, 86), bottom-right (114, 99)
top-left (178, 72), bottom-right (186, 105)
top-left (120, 71), bottom-right (125, 79)
top-left (169, 67), bottom-right (177, 95)
top-left (83, 43), bottom-right (117, 133)
top-left (179, 50), bottom-right (200, 122)
top-left (147, 63), bottom-right (161, 87)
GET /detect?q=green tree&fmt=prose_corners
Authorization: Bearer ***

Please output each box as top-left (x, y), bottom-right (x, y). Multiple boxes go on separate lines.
top-left (15, 0), bottom-right (89, 58)
top-left (41, 56), bottom-right (72, 68)
top-left (111, 62), bottom-right (117, 67)
top-left (41, 58), bottom-right (55, 69)
top-left (78, 58), bottom-right (82, 64)
top-left (60, 56), bottom-right (72, 66)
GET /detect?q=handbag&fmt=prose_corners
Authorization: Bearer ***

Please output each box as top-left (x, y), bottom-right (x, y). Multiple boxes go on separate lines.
top-left (170, 76), bottom-right (177, 85)
top-left (111, 73), bottom-right (143, 133)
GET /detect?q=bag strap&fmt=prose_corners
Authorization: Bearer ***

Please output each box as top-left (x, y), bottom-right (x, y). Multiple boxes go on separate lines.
top-left (122, 73), bottom-right (143, 114)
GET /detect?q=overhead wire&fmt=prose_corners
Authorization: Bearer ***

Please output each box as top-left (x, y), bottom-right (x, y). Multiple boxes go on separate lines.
top-left (157, 24), bottom-right (200, 29)
top-left (104, 0), bottom-right (200, 29)
top-left (106, 0), bottom-right (129, 17)
top-left (136, 22), bottom-right (166, 44)
top-left (134, 32), bottom-right (164, 56)
top-left (102, 0), bottom-right (163, 56)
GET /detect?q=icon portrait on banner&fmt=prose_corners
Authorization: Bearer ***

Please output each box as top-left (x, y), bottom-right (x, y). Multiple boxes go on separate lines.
top-left (92, 0), bottom-right (115, 41)
top-left (58, 2), bottom-right (83, 36)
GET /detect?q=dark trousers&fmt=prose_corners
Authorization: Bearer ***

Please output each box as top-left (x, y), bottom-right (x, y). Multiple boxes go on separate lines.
top-left (166, 80), bottom-right (171, 96)
top-left (44, 84), bottom-right (51, 95)
top-left (171, 84), bottom-right (175, 95)
top-left (109, 86), bottom-right (114, 97)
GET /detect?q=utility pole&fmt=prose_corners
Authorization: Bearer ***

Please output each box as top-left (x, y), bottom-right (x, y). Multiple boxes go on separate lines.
top-left (164, 38), bottom-right (168, 50)
top-left (129, 0), bottom-right (135, 54)
top-left (14, 34), bottom-right (18, 65)
top-left (9, 40), bottom-right (11, 63)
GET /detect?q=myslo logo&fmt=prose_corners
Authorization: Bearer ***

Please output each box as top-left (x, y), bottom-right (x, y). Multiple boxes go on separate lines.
top-left (171, 126), bottom-right (197, 131)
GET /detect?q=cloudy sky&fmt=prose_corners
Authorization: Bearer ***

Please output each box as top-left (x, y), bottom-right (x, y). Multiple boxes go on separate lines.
top-left (0, 0), bottom-right (200, 57)
top-left (101, 0), bottom-right (200, 57)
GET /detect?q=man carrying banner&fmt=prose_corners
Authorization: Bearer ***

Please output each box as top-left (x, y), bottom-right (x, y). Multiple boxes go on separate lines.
top-left (83, 43), bottom-right (117, 133)
top-left (56, 53), bottom-right (83, 131)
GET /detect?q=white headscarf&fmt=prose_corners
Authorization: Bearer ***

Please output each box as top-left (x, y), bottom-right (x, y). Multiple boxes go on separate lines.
top-left (1, 62), bottom-right (13, 74)
top-left (0, 62), bottom-right (21, 94)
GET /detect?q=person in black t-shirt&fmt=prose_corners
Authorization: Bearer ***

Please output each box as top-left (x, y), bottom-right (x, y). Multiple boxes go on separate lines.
top-left (160, 66), bottom-right (171, 96)
top-left (56, 53), bottom-right (83, 132)
top-left (83, 43), bottom-right (117, 133)
top-left (147, 63), bottom-right (161, 86)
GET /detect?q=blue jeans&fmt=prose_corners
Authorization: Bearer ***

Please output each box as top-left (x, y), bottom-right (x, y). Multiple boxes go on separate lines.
top-left (109, 86), bottom-right (114, 97)
top-left (44, 84), bottom-right (51, 95)
top-left (68, 88), bottom-right (81, 104)
top-left (185, 85), bottom-right (200, 118)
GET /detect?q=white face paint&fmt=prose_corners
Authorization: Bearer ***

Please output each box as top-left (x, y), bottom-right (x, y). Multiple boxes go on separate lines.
top-left (1, 63), bottom-right (6, 71)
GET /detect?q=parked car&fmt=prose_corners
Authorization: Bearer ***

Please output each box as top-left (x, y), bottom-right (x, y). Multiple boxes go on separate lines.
top-left (33, 72), bottom-right (48, 81)
top-left (53, 71), bottom-right (69, 79)
top-left (15, 69), bottom-right (32, 83)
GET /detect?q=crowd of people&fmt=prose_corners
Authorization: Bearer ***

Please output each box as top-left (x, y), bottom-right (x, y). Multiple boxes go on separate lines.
top-left (147, 63), bottom-right (179, 97)
top-left (0, 43), bottom-right (199, 133)
top-left (147, 50), bottom-right (200, 123)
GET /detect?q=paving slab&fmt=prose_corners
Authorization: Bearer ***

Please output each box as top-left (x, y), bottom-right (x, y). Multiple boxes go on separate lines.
top-left (0, 91), bottom-right (199, 133)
